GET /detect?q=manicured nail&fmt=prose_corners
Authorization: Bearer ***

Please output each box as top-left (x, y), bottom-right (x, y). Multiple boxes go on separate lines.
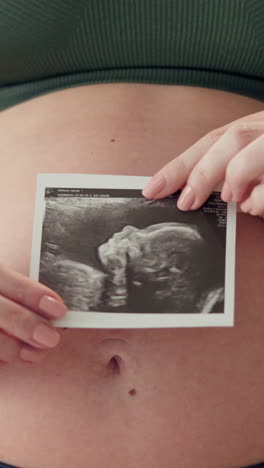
top-left (142, 173), bottom-right (166, 198)
top-left (39, 296), bottom-right (67, 318)
top-left (20, 347), bottom-right (46, 363)
top-left (232, 191), bottom-right (244, 203)
top-left (221, 182), bottom-right (233, 202)
top-left (240, 199), bottom-right (252, 213)
top-left (177, 186), bottom-right (195, 211)
top-left (33, 324), bottom-right (60, 347)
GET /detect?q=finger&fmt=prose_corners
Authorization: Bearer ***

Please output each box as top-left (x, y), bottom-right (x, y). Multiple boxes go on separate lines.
top-left (142, 127), bottom-right (226, 198)
top-left (177, 122), bottom-right (264, 210)
top-left (0, 294), bottom-right (61, 349)
top-left (240, 183), bottom-right (264, 218)
top-left (0, 329), bottom-right (21, 363)
top-left (0, 264), bottom-right (67, 319)
top-left (20, 345), bottom-right (48, 363)
top-left (225, 134), bottom-right (264, 202)
top-left (0, 329), bottom-right (48, 365)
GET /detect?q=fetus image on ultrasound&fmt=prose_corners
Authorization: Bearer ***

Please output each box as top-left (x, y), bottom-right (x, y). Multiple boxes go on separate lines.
top-left (39, 189), bottom-right (226, 314)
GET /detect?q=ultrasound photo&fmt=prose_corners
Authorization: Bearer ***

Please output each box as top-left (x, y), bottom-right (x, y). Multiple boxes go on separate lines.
top-left (30, 175), bottom-right (236, 328)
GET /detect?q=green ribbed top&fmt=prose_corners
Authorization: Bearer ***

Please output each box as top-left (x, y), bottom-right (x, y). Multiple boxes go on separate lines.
top-left (0, 0), bottom-right (264, 110)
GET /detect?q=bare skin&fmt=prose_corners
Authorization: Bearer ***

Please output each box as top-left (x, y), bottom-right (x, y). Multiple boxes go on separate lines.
top-left (0, 83), bottom-right (263, 468)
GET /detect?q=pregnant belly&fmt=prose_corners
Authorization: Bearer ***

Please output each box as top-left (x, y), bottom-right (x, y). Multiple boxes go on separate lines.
top-left (0, 83), bottom-right (263, 468)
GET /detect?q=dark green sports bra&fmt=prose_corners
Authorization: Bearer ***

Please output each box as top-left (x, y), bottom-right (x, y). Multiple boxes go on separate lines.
top-left (0, 0), bottom-right (264, 111)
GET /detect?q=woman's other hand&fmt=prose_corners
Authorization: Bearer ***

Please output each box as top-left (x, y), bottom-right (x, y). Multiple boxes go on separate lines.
top-left (142, 111), bottom-right (264, 218)
top-left (0, 264), bottom-right (67, 365)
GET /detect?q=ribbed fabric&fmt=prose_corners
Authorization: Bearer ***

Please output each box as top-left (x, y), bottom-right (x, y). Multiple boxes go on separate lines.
top-left (0, 0), bottom-right (264, 110)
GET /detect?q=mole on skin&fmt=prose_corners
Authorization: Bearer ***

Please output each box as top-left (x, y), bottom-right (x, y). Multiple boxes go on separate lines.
top-left (129, 388), bottom-right (137, 396)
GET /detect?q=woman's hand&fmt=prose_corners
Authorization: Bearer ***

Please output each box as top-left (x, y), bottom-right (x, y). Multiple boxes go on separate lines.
top-left (142, 111), bottom-right (264, 218)
top-left (0, 264), bottom-right (67, 365)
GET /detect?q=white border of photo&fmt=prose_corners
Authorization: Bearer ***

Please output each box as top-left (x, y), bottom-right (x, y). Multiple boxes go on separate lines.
top-left (30, 174), bottom-right (236, 328)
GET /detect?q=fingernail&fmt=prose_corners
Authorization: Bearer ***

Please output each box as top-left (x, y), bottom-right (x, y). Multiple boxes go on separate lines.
top-left (221, 182), bottom-right (233, 202)
top-left (33, 324), bottom-right (60, 347)
top-left (142, 173), bottom-right (166, 198)
top-left (232, 191), bottom-right (244, 203)
top-left (240, 199), bottom-right (252, 213)
top-left (177, 186), bottom-right (195, 211)
top-left (20, 348), bottom-right (46, 363)
top-left (39, 296), bottom-right (67, 318)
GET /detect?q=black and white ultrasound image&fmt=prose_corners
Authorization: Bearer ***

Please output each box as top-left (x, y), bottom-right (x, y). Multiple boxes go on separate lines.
top-left (39, 188), bottom-right (226, 314)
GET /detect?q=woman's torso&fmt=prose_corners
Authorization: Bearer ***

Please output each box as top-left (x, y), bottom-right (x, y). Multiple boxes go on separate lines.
top-left (1, 0), bottom-right (264, 109)
top-left (0, 84), bottom-right (263, 468)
